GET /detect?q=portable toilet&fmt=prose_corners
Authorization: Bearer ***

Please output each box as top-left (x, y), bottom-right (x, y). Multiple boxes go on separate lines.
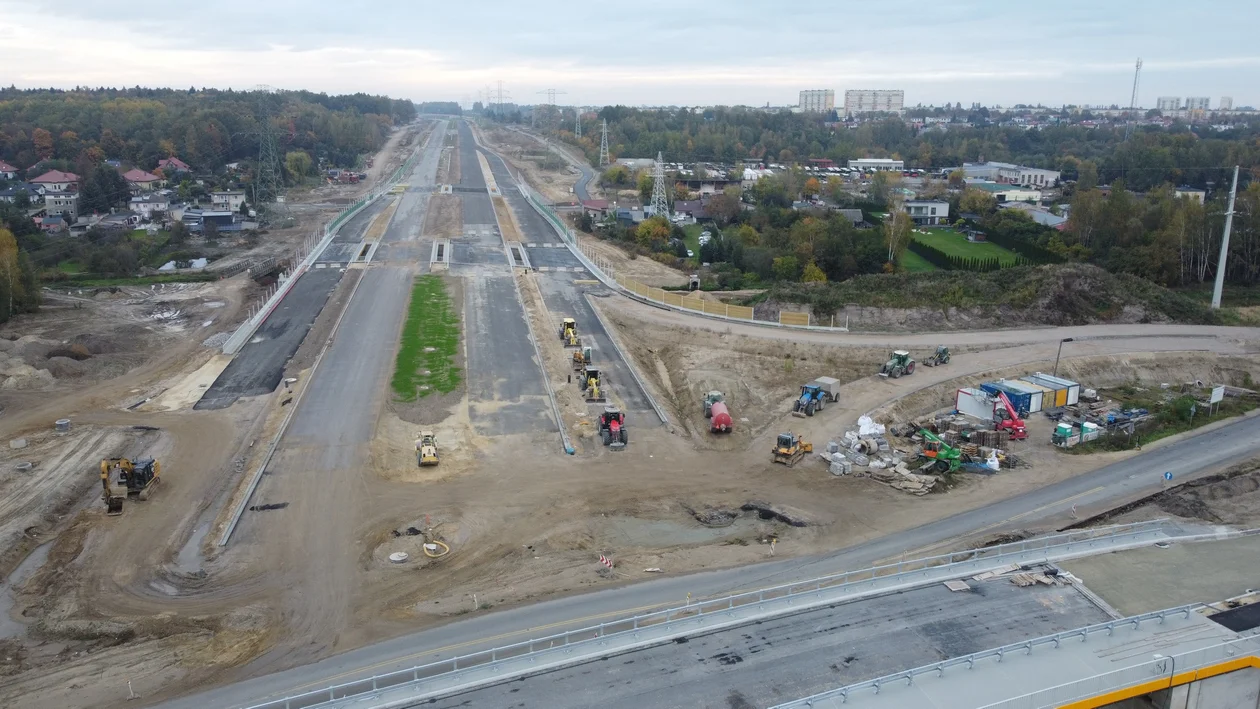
top-left (996, 379), bottom-right (1044, 414)
top-left (1024, 372), bottom-right (1081, 407)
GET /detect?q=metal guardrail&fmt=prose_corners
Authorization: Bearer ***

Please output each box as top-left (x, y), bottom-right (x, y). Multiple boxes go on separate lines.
top-left (773, 607), bottom-right (1260, 709)
top-left (239, 520), bottom-right (1170, 709)
top-left (220, 126), bottom-right (432, 354)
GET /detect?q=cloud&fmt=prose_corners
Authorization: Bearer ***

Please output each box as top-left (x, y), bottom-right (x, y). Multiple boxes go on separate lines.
top-left (2, 0), bottom-right (1257, 106)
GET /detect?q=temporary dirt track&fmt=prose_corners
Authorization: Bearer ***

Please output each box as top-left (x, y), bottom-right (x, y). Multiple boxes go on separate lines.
top-left (4, 125), bottom-right (1260, 706)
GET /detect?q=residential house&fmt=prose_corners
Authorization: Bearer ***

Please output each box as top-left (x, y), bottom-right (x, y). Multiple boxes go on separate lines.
top-left (999, 202), bottom-right (1068, 229)
top-left (969, 181), bottom-right (1042, 203)
top-left (580, 199), bottom-right (610, 218)
top-left (36, 215), bottom-right (66, 233)
top-left (122, 168), bottom-right (162, 193)
top-left (613, 208), bottom-right (646, 226)
top-left (0, 160), bottom-right (17, 180)
top-left (45, 191), bottom-right (79, 219)
top-left (1174, 186), bottom-right (1206, 204)
top-left (672, 200), bottom-right (711, 220)
top-left (0, 183), bottom-right (40, 204)
top-left (210, 190), bottom-right (247, 212)
top-left (129, 192), bottom-right (171, 219)
top-left (157, 156), bottom-right (191, 174)
top-left (902, 200), bottom-right (949, 226)
top-left (30, 169), bottom-right (80, 193)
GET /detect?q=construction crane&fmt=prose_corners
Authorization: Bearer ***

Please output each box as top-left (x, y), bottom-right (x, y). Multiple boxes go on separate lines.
top-left (1125, 58), bottom-right (1142, 140)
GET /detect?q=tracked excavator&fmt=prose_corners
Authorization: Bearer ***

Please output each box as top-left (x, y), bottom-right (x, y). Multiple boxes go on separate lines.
top-left (100, 457), bottom-right (160, 515)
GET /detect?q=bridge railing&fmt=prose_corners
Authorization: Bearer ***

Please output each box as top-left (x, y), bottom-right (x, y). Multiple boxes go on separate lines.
top-left (239, 520), bottom-right (1171, 709)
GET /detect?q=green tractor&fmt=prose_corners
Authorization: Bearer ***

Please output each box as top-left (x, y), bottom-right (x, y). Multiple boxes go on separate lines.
top-left (879, 350), bottom-right (916, 379)
top-left (702, 391), bottom-right (725, 418)
top-left (919, 429), bottom-right (970, 474)
top-left (922, 346), bottom-right (951, 367)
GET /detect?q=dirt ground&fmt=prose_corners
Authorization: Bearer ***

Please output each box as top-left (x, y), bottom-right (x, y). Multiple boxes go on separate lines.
top-left (436, 125), bottom-right (460, 185)
top-left (481, 128), bottom-right (581, 204)
top-left (424, 195), bottom-right (463, 239)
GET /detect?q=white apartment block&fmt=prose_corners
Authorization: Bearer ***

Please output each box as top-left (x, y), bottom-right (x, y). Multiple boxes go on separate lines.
top-left (843, 89), bottom-right (904, 116)
top-left (1219, 96), bottom-right (1233, 111)
top-left (1185, 97), bottom-right (1210, 111)
top-left (798, 89), bottom-right (835, 113)
top-left (1156, 97), bottom-right (1181, 112)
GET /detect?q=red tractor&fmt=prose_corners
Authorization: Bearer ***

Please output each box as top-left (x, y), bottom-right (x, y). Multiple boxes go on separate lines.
top-left (599, 407), bottom-right (627, 450)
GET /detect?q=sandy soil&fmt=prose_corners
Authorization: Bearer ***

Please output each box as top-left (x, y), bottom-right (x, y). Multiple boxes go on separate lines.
top-left (424, 195), bottom-right (463, 239)
top-left (436, 125), bottom-right (460, 185)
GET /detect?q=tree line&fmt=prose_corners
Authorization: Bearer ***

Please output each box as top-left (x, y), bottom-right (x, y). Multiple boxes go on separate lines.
top-left (0, 86), bottom-right (416, 177)
top-left (547, 106), bottom-right (1259, 191)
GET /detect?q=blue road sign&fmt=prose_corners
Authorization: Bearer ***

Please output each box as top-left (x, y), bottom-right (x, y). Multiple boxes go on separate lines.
top-left (1164, 471), bottom-right (1174, 481)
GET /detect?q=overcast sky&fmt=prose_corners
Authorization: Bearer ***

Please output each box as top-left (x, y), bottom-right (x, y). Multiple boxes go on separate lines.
top-left (3, 0), bottom-right (1257, 109)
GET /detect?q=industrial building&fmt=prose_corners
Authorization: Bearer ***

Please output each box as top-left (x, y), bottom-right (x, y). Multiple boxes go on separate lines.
top-left (843, 89), bottom-right (904, 116)
top-left (798, 89), bottom-right (835, 113)
top-left (962, 161), bottom-right (1060, 188)
top-left (848, 158), bottom-right (904, 172)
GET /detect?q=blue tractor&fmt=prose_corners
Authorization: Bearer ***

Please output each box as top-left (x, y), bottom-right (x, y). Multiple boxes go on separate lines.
top-left (792, 383), bottom-right (828, 418)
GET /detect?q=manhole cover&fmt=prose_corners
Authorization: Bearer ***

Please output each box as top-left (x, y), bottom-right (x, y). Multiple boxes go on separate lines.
top-left (15, 462), bottom-right (33, 473)
top-left (389, 552), bottom-right (409, 563)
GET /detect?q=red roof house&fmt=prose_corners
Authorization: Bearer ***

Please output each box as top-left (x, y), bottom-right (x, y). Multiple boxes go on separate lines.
top-left (30, 169), bottom-right (80, 191)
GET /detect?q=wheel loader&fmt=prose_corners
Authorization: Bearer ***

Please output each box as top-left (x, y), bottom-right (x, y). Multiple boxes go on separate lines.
top-left (559, 317), bottom-right (582, 348)
top-left (922, 346), bottom-right (951, 367)
top-left (100, 457), bottom-right (160, 515)
top-left (416, 431), bottom-right (439, 467)
top-left (581, 365), bottom-right (607, 402)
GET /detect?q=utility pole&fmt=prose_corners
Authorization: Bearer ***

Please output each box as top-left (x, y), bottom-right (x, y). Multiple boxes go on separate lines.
top-left (1124, 58), bottom-right (1142, 140)
top-left (1211, 165), bottom-right (1240, 309)
top-left (651, 151), bottom-right (670, 218)
top-left (599, 119), bottom-right (610, 167)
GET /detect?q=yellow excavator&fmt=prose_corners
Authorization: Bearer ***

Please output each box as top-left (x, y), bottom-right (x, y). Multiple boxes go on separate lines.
top-left (559, 317), bottom-right (582, 348)
top-left (416, 431), bottom-right (439, 467)
top-left (100, 457), bottom-right (160, 515)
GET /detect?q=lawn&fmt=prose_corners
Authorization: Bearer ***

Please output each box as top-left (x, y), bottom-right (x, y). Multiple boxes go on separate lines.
top-left (912, 228), bottom-right (1021, 265)
top-left (899, 249), bottom-right (938, 273)
top-left (56, 259), bottom-right (84, 274)
top-left (391, 275), bottom-right (462, 401)
top-left (681, 223), bottom-right (704, 258)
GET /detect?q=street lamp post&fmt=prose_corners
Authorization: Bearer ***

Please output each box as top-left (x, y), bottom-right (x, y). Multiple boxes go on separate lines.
top-left (1053, 338), bottom-right (1074, 378)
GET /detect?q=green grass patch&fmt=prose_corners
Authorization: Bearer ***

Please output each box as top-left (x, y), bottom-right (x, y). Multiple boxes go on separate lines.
top-left (681, 223), bottom-right (704, 259)
top-left (911, 228), bottom-right (1021, 265)
top-left (898, 249), bottom-right (937, 273)
top-left (392, 274), bottom-right (462, 401)
top-left (56, 259), bottom-right (84, 274)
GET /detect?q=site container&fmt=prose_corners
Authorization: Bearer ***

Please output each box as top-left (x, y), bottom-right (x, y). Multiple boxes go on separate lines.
top-left (980, 382), bottom-right (1033, 417)
top-left (996, 379), bottom-right (1044, 414)
top-left (1023, 372), bottom-right (1081, 407)
top-left (955, 387), bottom-right (996, 422)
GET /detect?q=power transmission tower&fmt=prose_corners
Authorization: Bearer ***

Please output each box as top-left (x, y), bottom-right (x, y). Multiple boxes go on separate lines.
top-left (574, 108), bottom-right (581, 140)
top-left (599, 119), bottom-right (610, 167)
top-left (490, 81), bottom-right (510, 118)
top-left (535, 89), bottom-right (567, 134)
top-left (1211, 165), bottom-right (1240, 309)
top-left (1124, 58), bottom-right (1142, 140)
top-left (650, 151), bottom-right (669, 218)
top-left (253, 85), bottom-right (287, 225)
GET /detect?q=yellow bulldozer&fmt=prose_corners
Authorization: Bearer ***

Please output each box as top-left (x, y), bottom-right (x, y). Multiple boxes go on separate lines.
top-left (100, 457), bottom-right (160, 515)
top-left (771, 432), bottom-right (812, 467)
top-left (559, 317), bottom-right (582, 348)
top-left (416, 431), bottom-right (439, 467)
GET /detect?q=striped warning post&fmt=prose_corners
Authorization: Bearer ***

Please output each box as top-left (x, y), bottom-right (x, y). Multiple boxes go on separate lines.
top-left (598, 554), bottom-right (614, 569)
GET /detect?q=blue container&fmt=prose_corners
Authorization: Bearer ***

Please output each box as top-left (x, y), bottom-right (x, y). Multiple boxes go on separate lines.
top-left (980, 382), bottom-right (1033, 417)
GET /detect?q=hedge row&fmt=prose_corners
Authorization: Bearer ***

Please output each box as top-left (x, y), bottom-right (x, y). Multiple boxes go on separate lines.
top-left (983, 230), bottom-right (1066, 264)
top-left (907, 240), bottom-right (1030, 272)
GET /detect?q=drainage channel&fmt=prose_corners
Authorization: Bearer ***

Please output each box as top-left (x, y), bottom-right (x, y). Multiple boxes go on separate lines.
top-left (430, 239), bottom-right (451, 271)
top-left (506, 241), bottom-right (530, 269)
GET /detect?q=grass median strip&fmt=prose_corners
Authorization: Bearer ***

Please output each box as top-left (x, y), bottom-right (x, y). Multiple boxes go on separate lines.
top-left (392, 275), bottom-right (462, 401)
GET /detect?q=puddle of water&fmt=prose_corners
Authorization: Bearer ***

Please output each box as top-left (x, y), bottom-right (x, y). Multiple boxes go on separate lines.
top-left (0, 541), bottom-right (54, 639)
top-left (603, 515), bottom-right (760, 547)
top-left (175, 521), bottom-right (210, 575)
top-left (148, 579), bottom-right (179, 596)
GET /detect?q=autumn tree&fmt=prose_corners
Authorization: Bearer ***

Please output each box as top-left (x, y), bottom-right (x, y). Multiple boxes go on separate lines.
top-left (959, 188), bottom-right (998, 216)
top-left (634, 216), bottom-right (671, 250)
top-left (803, 177), bottom-right (821, 198)
top-left (0, 227), bottom-right (38, 323)
top-left (32, 128), bottom-right (53, 160)
top-left (801, 260), bottom-right (827, 282)
top-left (771, 255), bottom-right (800, 281)
top-left (637, 172), bottom-right (654, 203)
top-left (285, 151), bottom-right (313, 181)
top-left (883, 210), bottom-right (912, 267)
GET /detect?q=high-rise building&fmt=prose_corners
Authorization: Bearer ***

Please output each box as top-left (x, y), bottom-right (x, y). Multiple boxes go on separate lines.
top-left (843, 89), bottom-right (905, 116)
top-left (798, 89), bottom-right (835, 113)
top-left (1156, 97), bottom-right (1181, 112)
top-left (1219, 96), bottom-right (1234, 111)
top-left (1185, 96), bottom-right (1210, 111)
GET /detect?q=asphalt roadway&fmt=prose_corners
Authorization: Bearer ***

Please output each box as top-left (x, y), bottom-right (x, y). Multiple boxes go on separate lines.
top-left (452, 120), bottom-right (554, 436)
top-left (480, 139), bottom-right (656, 419)
top-left (155, 411), bottom-right (1260, 709)
top-left (195, 184), bottom-right (397, 410)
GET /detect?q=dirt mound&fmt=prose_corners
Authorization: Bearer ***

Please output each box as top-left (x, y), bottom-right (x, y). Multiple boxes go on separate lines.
top-left (763, 264), bottom-right (1217, 331)
top-left (70, 333), bottom-right (120, 355)
top-left (46, 344), bottom-right (92, 361)
top-left (44, 357), bottom-right (87, 378)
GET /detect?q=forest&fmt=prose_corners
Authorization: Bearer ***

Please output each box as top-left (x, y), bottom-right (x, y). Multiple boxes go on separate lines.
top-left (555, 106), bottom-right (1260, 191)
top-left (0, 86), bottom-right (416, 175)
